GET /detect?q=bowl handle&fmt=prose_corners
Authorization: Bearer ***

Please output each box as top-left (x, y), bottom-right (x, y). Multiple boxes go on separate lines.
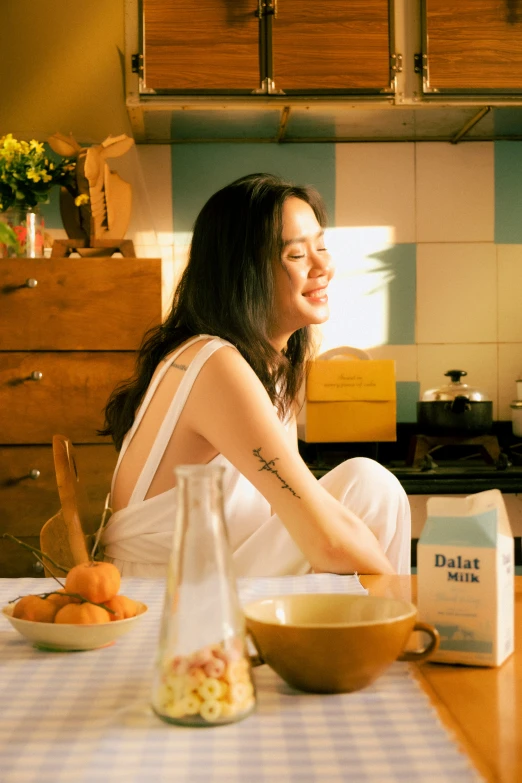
top-left (398, 621), bottom-right (440, 662)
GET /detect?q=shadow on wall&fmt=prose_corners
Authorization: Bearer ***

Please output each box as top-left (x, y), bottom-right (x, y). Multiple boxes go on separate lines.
top-left (319, 228), bottom-right (416, 351)
top-left (367, 243), bottom-right (416, 346)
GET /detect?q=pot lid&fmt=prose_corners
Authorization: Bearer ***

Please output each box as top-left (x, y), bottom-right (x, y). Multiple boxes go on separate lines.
top-left (421, 370), bottom-right (490, 402)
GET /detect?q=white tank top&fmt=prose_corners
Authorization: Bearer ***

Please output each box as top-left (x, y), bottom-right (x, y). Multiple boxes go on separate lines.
top-left (101, 335), bottom-right (308, 577)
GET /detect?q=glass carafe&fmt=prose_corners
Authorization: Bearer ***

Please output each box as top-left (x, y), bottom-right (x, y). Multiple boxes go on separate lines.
top-left (151, 464), bottom-right (256, 726)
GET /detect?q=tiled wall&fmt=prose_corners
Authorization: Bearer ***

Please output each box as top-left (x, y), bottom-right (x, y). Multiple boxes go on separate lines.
top-left (43, 140), bottom-right (522, 422)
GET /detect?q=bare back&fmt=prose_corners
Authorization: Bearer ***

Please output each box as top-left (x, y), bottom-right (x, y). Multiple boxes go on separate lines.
top-left (111, 337), bottom-right (219, 512)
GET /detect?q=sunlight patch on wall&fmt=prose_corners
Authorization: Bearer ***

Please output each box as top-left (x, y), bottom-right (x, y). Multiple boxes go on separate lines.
top-left (318, 225), bottom-right (397, 354)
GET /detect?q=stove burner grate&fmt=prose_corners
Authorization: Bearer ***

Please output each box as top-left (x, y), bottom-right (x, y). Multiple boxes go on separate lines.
top-left (408, 434), bottom-right (502, 469)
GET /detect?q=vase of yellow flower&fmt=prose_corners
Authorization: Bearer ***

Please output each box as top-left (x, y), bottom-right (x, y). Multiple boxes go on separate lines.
top-left (0, 134), bottom-right (74, 258)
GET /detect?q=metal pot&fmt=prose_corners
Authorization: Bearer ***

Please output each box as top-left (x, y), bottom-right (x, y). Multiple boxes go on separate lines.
top-left (417, 370), bottom-right (493, 436)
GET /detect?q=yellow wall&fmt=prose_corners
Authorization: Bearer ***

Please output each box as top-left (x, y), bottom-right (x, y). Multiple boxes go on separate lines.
top-left (0, 0), bottom-right (130, 143)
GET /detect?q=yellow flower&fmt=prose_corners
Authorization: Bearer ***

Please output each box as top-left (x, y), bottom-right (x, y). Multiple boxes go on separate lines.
top-left (29, 140), bottom-right (44, 154)
top-left (2, 134), bottom-right (18, 151)
top-left (74, 194), bottom-right (90, 206)
top-left (27, 169), bottom-right (41, 183)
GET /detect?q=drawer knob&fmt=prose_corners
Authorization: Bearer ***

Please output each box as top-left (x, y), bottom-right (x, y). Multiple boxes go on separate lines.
top-left (25, 278), bottom-right (38, 288)
top-left (31, 561), bottom-right (44, 575)
top-left (28, 469), bottom-right (41, 480)
top-left (29, 371), bottom-right (43, 381)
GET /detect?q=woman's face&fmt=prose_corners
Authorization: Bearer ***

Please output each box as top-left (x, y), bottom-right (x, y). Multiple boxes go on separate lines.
top-left (270, 196), bottom-right (334, 348)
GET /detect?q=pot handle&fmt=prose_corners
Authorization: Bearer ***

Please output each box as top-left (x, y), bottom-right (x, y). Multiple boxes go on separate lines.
top-left (398, 621), bottom-right (440, 662)
top-left (445, 370), bottom-right (467, 382)
top-left (448, 395), bottom-right (471, 414)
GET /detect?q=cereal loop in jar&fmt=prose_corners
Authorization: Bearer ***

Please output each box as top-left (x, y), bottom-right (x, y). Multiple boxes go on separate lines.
top-left (186, 667), bottom-right (206, 691)
top-left (204, 657), bottom-right (226, 679)
top-left (198, 677), bottom-right (223, 701)
top-left (200, 699), bottom-right (223, 722)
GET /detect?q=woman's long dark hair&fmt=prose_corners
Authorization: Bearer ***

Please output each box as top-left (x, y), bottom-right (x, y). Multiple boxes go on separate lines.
top-left (101, 173), bottom-right (328, 450)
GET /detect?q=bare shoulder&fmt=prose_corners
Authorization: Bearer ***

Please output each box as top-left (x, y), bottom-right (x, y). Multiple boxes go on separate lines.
top-left (199, 342), bottom-right (267, 391)
top-left (187, 341), bottom-right (276, 419)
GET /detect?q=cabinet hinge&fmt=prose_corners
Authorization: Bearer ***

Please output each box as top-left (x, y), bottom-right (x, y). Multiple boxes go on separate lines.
top-left (390, 53), bottom-right (403, 73)
top-left (414, 53), bottom-right (426, 74)
top-left (131, 53), bottom-right (143, 76)
top-left (255, 0), bottom-right (278, 18)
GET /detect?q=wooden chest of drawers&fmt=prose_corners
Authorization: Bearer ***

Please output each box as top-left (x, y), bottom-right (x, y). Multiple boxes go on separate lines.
top-left (0, 258), bottom-right (162, 576)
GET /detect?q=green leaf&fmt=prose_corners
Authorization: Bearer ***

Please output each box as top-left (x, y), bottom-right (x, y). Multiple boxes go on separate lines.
top-left (0, 221), bottom-right (19, 250)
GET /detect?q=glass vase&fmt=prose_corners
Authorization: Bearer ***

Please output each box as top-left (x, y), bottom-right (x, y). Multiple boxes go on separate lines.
top-left (151, 464), bottom-right (256, 727)
top-left (1, 207), bottom-right (44, 258)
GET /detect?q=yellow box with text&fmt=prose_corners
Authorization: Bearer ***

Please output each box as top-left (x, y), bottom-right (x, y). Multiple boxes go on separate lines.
top-left (302, 359), bottom-right (397, 442)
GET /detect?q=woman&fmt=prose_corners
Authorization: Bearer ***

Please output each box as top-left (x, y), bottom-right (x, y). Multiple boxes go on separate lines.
top-left (100, 173), bottom-right (411, 576)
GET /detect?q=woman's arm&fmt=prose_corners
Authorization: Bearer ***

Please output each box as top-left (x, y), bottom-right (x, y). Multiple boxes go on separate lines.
top-left (183, 347), bottom-right (395, 575)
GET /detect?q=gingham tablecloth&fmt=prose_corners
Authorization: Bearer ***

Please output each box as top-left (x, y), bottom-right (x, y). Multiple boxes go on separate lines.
top-left (0, 575), bottom-right (483, 783)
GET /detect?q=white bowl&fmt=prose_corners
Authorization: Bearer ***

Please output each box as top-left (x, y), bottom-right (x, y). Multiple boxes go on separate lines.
top-left (2, 601), bottom-right (148, 651)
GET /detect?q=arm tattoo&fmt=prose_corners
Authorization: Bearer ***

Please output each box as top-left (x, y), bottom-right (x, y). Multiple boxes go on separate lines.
top-left (253, 447), bottom-right (301, 498)
top-left (172, 362), bottom-right (188, 371)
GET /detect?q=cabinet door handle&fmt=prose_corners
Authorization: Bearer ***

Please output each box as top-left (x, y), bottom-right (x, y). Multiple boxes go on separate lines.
top-left (28, 371), bottom-right (43, 381)
top-left (5, 468), bottom-right (41, 486)
top-left (25, 278), bottom-right (38, 288)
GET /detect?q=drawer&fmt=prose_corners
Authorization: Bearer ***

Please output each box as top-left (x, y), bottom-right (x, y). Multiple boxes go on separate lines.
top-left (0, 258), bottom-right (161, 350)
top-left (0, 444), bottom-right (118, 577)
top-left (0, 352), bottom-right (136, 443)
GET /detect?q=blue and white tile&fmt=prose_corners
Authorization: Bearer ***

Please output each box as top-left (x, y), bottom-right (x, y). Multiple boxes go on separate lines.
top-left (416, 243), bottom-right (497, 344)
top-left (335, 143), bottom-right (415, 243)
top-left (417, 344), bottom-right (498, 418)
top-left (494, 141), bottom-right (522, 244)
top-left (396, 381), bottom-right (421, 423)
top-left (415, 142), bottom-right (494, 242)
top-left (365, 344), bottom-right (418, 381)
top-left (171, 143), bottom-right (336, 231)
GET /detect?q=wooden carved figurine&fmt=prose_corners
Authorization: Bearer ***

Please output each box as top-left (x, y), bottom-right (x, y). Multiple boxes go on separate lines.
top-left (48, 132), bottom-right (135, 257)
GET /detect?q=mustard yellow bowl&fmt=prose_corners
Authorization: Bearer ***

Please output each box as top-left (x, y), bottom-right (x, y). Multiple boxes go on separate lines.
top-left (2, 602), bottom-right (148, 651)
top-left (244, 593), bottom-right (439, 694)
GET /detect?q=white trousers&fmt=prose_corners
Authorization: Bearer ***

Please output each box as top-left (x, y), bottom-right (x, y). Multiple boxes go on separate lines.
top-left (104, 457), bottom-right (411, 577)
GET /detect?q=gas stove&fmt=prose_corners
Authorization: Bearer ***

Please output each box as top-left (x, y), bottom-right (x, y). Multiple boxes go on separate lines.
top-left (299, 423), bottom-right (522, 567)
top-left (299, 423), bottom-right (522, 496)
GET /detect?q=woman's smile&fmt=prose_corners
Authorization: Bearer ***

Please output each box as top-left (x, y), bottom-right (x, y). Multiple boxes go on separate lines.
top-left (303, 285), bottom-right (329, 302)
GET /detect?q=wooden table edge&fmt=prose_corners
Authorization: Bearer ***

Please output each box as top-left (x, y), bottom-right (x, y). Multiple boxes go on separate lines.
top-left (411, 664), bottom-right (494, 782)
top-left (359, 574), bottom-right (495, 782)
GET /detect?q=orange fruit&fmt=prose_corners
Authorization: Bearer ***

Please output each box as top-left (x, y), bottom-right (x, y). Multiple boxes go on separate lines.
top-left (104, 594), bottom-right (138, 621)
top-left (65, 561), bottom-right (121, 603)
top-left (46, 589), bottom-right (80, 609)
top-left (13, 595), bottom-right (58, 623)
top-left (54, 603), bottom-right (111, 625)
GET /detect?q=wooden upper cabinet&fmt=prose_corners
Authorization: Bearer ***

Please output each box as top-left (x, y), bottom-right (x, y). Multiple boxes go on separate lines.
top-left (142, 0), bottom-right (260, 92)
top-left (273, 0), bottom-right (391, 93)
top-left (140, 0), bottom-right (393, 95)
top-left (424, 0), bottom-right (522, 93)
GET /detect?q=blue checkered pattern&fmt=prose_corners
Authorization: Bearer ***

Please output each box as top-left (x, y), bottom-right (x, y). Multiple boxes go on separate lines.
top-left (0, 576), bottom-right (483, 782)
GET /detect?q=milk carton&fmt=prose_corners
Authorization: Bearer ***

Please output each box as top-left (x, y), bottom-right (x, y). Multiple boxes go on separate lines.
top-left (417, 489), bottom-right (514, 667)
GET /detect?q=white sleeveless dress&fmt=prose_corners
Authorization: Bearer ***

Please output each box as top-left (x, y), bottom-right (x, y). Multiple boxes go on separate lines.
top-left (101, 336), bottom-right (411, 576)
